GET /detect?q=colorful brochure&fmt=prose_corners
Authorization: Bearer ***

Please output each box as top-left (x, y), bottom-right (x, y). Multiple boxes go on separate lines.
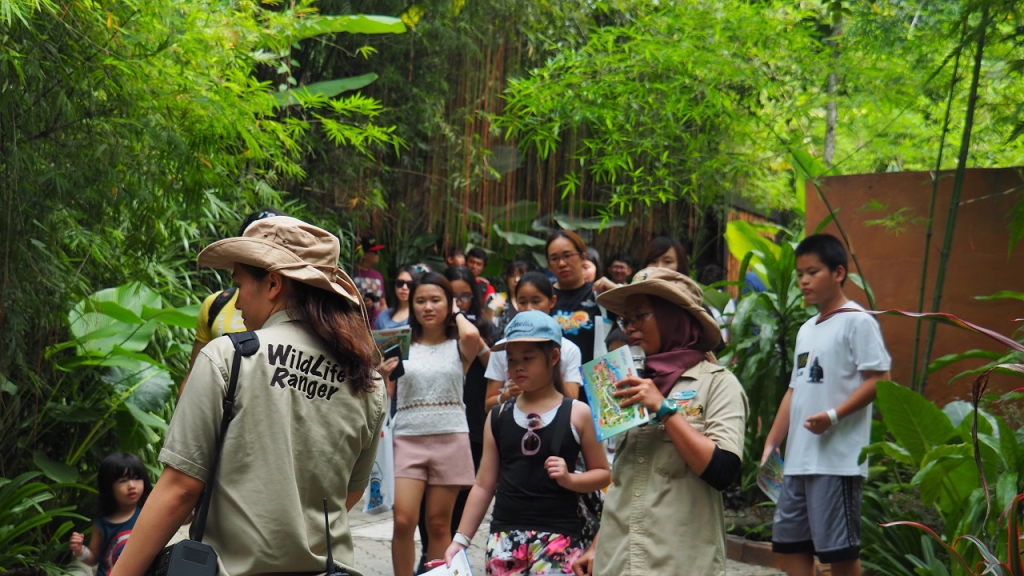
top-left (757, 449), bottom-right (784, 503)
top-left (582, 346), bottom-right (650, 441)
top-left (372, 326), bottom-right (412, 360)
top-left (422, 549), bottom-right (473, 576)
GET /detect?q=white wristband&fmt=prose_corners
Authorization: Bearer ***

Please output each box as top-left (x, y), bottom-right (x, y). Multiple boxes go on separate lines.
top-left (74, 548), bottom-right (90, 561)
top-left (827, 409), bottom-right (839, 425)
top-left (453, 531), bottom-right (472, 548)
top-left (477, 345), bottom-right (489, 358)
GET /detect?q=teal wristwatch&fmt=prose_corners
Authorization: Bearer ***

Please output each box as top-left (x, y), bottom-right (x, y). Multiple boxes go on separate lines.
top-left (653, 398), bottom-right (679, 424)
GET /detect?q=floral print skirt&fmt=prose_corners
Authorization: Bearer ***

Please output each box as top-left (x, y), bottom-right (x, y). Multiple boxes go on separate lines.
top-left (485, 530), bottom-right (583, 575)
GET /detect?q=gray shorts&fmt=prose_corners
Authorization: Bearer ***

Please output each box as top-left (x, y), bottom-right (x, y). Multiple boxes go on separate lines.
top-left (771, 475), bottom-right (862, 563)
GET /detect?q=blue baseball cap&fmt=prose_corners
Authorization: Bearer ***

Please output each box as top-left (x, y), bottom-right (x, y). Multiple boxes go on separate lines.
top-left (491, 310), bottom-right (562, 352)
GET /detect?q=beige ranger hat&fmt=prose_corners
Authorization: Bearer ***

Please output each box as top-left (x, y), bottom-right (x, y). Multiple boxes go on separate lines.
top-left (596, 267), bottom-right (722, 352)
top-left (198, 216), bottom-right (362, 307)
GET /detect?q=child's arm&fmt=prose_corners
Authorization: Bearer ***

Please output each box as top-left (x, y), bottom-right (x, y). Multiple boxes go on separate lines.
top-left (804, 370), bottom-right (889, 434)
top-left (546, 402), bottom-right (611, 494)
top-left (69, 523), bottom-right (101, 566)
top-left (762, 388), bottom-right (793, 465)
top-left (445, 410), bottom-right (501, 565)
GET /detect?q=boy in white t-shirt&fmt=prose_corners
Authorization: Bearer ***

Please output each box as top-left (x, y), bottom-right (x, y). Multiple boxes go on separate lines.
top-left (762, 234), bottom-right (891, 576)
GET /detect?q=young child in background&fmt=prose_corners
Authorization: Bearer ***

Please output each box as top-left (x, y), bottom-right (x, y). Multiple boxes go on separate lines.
top-left (485, 272), bottom-right (584, 409)
top-left (603, 327), bottom-right (628, 352)
top-left (445, 311), bottom-right (610, 575)
top-left (69, 453), bottom-right (152, 576)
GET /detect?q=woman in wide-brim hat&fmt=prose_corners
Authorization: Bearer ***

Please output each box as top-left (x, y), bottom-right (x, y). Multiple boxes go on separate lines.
top-left (112, 216), bottom-right (387, 576)
top-left (573, 267), bottom-right (749, 576)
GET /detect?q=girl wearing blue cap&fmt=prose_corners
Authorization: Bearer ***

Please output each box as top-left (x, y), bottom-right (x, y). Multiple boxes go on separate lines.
top-left (444, 310), bottom-right (610, 576)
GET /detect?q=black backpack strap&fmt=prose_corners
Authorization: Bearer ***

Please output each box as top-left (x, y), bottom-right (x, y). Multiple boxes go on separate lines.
top-left (191, 331), bottom-right (260, 541)
top-left (549, 396), bottom-right (576, 457)
top-left (206, 287), bottom-right (237, 330)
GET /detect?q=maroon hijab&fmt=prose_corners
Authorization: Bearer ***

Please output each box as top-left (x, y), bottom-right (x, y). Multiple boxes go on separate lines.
top-left (644, 296), bottom-right (705, 396)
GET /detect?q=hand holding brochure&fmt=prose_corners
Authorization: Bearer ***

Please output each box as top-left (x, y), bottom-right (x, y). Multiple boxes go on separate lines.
top-left (757, 449), bottom-right (784, 503)
top-left (582, 346), bottom-right (650, 441)
top-left (372, 327), bottom-right (411, 360)
top-left (422, 549), bottom-right (473, 576)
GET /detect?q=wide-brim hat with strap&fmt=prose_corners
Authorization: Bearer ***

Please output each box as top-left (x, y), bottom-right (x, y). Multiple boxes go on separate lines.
top-left (198, 216), bottom-right (362, 308)
top-left (596, 267), bottom-right (722, 352)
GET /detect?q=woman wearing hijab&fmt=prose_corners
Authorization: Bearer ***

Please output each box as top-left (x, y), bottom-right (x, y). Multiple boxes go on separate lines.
top-left (573, 267), bottom-right (748, 576)
top-left (111, 216), bottom-right (386, 576)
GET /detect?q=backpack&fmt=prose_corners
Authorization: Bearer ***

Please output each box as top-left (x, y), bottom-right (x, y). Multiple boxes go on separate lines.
top-left (207, 287), bottom-right (237, 330)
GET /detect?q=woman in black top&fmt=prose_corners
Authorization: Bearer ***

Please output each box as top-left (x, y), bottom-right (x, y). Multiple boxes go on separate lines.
top-left (545, 231), bottom-right (605, 371)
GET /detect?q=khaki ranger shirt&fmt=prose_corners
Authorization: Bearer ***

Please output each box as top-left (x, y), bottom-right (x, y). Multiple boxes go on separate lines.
top-left (595, 361), bottom-right (748, 576)
top-left (160, 311), bottom-right (386, 576)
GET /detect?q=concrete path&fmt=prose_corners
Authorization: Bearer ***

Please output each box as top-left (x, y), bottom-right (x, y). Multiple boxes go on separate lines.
top-left (349, 507), bottom-right (783, 576)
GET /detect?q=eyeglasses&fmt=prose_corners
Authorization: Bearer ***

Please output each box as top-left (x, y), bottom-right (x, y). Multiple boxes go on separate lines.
top-left (411, 263), bottom-right (432, 274)
top-left (616, 310), bottom-right (653, 332)
top-left (547, 252), bottom-right (581, 264)
top-left (395, 279), bottom-right (412, 289)
top-left (454, 294), bottom-right (474, 303)
top-left (522, 413), bottom-right (543, 456)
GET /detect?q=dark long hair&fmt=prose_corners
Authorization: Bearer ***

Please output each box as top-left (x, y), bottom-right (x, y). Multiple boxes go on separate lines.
top-left (388, 264), bottom-right (423, 316)
top-left (644, 236), bottom-right (689, 274)
top-left (409, 272), bottom-right (458, 343)
top-left (288, 282), bottom-right (378, 395)
top-left (444, 266), bottom-right (483, 319)
top-left (445, 266), bottom-right (500, 346)
top-left (242, 264), bottom-right (378, 395)
top-left (515, 271), bottom-right (555, 299)
top-left (96, 453), bottom-right (152, 517)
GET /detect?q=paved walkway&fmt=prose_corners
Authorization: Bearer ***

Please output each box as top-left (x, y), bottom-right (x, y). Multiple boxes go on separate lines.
top-left (349, 507), bottom-right (783, 575)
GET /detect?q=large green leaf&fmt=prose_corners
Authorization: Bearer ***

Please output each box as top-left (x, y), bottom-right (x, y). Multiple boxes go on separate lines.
top-left (790, 146), bottom-right (828, 179)
top-left (700, 284), bottom-right (732, 314)
top-left (102, 362), bottom-right (174, 413)
top-left (274, 73), bottom-right (379, 107)
top-left (875, 380), bottom-right (955, 465)
top-left (285, 14), bottom-right (406, 42)
top-left (141, 304), bottom-right (200, 329)
top-left (942, 401), bottom-right (973, 429)
top-left (553, 212), bottom-right (625, 231)
top-left (492, 224), bottom-right (546, 247)
top-left (928, 349), bottom-right (1005, 374)
top-left (32, 451), bottom-right (78, 484)
top-left (67, 283), bottom-right (162, 354)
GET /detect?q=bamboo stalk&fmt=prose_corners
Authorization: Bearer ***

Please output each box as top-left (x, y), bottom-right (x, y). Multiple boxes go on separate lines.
top-left (910, 20), bottom-right (966, 391)
top-left (919, 7), bottom-right (989, 394)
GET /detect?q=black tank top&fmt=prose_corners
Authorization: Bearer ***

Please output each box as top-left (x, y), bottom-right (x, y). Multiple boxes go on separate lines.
top-left (490, 397), bottom-right (583, 536)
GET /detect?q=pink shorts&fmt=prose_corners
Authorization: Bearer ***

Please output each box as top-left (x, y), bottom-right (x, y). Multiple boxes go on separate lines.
top-left (393, 433), bottom-right (476, 488)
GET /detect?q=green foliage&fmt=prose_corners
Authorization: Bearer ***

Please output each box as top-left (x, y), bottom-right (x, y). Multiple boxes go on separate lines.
top-left (0, 472), bottom-right (88, 574)
top-left (719, 232), bottom-right (811, 502)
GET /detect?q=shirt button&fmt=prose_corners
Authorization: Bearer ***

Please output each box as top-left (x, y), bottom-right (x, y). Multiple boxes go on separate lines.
top-left (630, 524), bottom-right (639, 531)
top-left (637, 457), bottom-right (645, 464)
top-left (634, 490), bottom-right (641, 497)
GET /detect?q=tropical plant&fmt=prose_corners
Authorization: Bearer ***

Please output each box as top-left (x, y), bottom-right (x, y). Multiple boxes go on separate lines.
top-left (0, 472), bottom-right (88, 574)
top-left (829, 307), bottom-right (1024, 574)
top-left (718, 225), bottom-right (811, 503)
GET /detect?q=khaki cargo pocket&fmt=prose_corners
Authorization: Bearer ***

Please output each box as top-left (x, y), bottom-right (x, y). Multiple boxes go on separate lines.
top-left (654, 420), bottom-right (705, 478)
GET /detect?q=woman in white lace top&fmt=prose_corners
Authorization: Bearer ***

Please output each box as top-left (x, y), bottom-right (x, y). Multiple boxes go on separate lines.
top-left (380, 271), bottom-right (484, 576)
